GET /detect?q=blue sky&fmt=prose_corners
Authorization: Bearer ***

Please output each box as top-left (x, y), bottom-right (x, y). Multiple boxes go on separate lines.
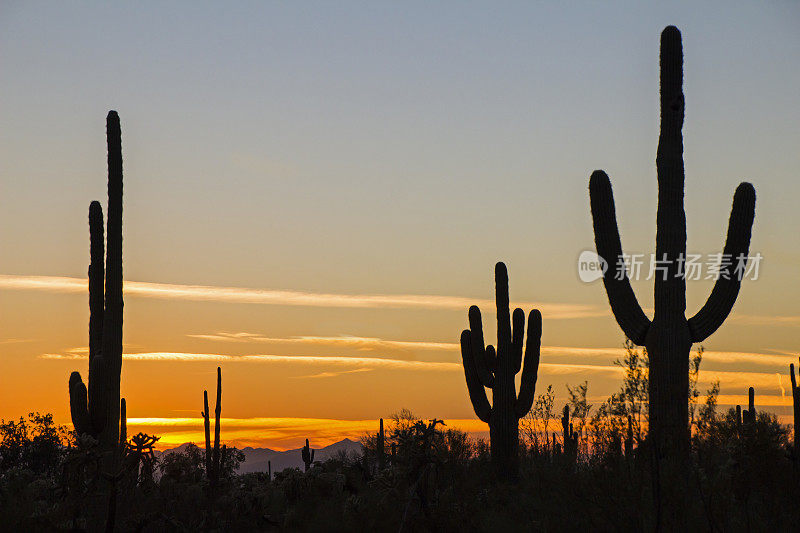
top-left (1, 2), bottom-right (799, 429)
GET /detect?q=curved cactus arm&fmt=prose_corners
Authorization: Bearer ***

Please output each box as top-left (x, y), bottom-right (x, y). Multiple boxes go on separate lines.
top-left (69, 372), bottom-right (92, 436)
top-left (485, 345), bottom-right (496, 373)
top-left (515, 309), bottom-right (542, 418)
top-left (460, 330), bottom-right (492, 423)
top-left (511, 308), bottom-right (525, 373)
top-left (495, 262), bottom-right (512, 354)
top-left (467, 306), bottom-right (495, 387)
top-left (310, 448), bottom-right (315, 462)
top-left (688, 183), bottom-right (756, 342)
top-left (589, 171), bottom-right (651, 345)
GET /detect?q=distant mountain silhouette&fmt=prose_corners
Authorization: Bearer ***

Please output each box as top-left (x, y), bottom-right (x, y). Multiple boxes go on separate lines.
top-left (155, 438), bottom-right (362, 474)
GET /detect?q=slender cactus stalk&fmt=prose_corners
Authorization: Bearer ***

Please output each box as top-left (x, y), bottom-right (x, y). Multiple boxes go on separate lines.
top-left (790, 360), bottom-right (800, 446)
top-left (69, 111), bottom-right (125, 453)
top-left (377, 418), bottom-right (385, 470)
top-left (460, 262), bottom-right (542, 480)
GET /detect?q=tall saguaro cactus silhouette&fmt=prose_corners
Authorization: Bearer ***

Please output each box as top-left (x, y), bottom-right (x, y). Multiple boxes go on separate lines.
top-left (589, 25), bottom-right (755, 457)
top-left (68, 111), bottom-right (125, 452)
top-left (589, 27), bottom-right (755, 525)
top-left (460, 262), bottom-right (541, 479)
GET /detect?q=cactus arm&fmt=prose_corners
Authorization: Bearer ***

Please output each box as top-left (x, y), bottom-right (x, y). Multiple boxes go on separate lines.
top-left (791, 363), bottom-right (797, 394)
top-left (589, 171), bottom-right (651, 345)
top-left (748, 387), bottom-right (755, 416)
top-left (203, 390), bottom-right (211, 475)
top-left (310, 449), bottom-right (315, 462)
top-left (460, 330), bottom-right (491, 423)
top-left (687, 183), bottom-right (756, 342)
top-left (467, 306), bottom-right (494, 387)
top-left (511, 308), bottom-right (525, 373)
top-left (88, 201), bottom-right (104, 365)
top-left (69, 372), bottom-right (92, 436)
top-left (485, 344), bottom-right (496, 372)
top-left (515, 309), bottom-right (542, 418)
top-left (495, 262), bottom-right (512, 354)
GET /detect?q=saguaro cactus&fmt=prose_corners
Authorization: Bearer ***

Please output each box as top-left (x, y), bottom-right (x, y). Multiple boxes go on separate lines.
top-left (561, 405), bottom-right (578, 460)
top-left (202, 367), bottom-right (223, 487)
top-left (589, 27), bottom-right (755, 463)
top-left (377, 418), bottom-right (385, 470)
top-left (460, 262), bottom-right (542, 479)
top-left (302, 439), bottom-right (315, 472)
top-left (790, 360), bottom-right (800, 446)
top-left (68, 111), bottom-right (125, 452)
top-left (742, 387), bottom-right (756, 425)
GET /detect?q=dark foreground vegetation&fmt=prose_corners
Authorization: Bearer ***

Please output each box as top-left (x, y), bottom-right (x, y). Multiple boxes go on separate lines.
top-left (3, 342), bottom-right (800, 531)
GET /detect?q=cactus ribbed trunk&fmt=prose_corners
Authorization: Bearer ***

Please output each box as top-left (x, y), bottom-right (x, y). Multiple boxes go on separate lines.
top-left (460, 262), bottom-right (541, 480)
top-left (68, 111), bottom-right (125, 453)
top-left (790, 361), bottom-right (800, 447)
top-left (588, 27), bottom-right (756, 529)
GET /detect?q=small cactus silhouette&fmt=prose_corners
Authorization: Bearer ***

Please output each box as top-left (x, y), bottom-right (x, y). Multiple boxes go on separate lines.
top-left (302, 439), bottom-right (315, 471)
top-left (68, 111), bottom-right (126, 452)
top-left (460, 262), bottom-right (542, 479)
top-left (377, 418), bottom-right (385, 470)
top-left (742, 387), bottom-right (756, 425)
top-left (201, 367), bottom-right (223, 488)
top-left (561, 405), bottom-right (578, 460)
top-left (624, 415), bottom-right (634, 457)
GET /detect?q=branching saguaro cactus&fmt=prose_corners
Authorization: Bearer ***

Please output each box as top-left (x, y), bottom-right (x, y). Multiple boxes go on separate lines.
top-left (202, 367), bottom-right (222, 488)
top-left (561, 406), bottom-right (578, 460)
top-left (742, 387), bottom-right (756, 425)
top-left (589, 27), bottom-right (756, 463)
top-left (789, 361), bottom-right (800, 447)
top-left (69, 111), bottom-right (125, 452)
top-left (460, 262), bottom-right (542, 479)
top-left (302, 439), bottom-right (315, 472)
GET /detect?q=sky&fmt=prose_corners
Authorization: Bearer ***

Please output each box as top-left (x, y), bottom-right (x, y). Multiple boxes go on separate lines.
top-left (1, 2), bottom-right (799, 450)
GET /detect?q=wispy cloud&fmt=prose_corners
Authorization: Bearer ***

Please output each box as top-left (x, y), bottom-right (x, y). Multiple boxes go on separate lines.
top-left (0, 274), bottom-right (599, 318)
top-left (291, 368), bottom-right (373, 379)
top-left (188, 332), bottom-right (458, 352)
top-left (41, 351), bottom-right (462, 371)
